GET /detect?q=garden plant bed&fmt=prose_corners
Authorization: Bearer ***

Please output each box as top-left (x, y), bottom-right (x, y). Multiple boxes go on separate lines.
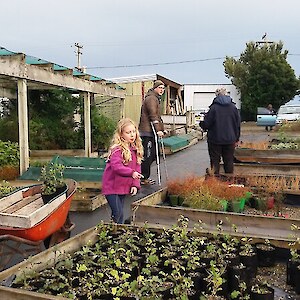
top-left (234, 148), bottom-right (300, 164)
top-left (132, 189), bottom-right (300, 247)
top-left (1, 221), bottom-right (300, 299)
top-left (224, 163), bottom-right (300, 176)
top-left (70, 188), bottom-right (106, 211)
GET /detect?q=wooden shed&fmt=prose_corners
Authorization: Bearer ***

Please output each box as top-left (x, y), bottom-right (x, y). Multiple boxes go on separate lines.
top-left (105, 74), bottom-right (184, 125)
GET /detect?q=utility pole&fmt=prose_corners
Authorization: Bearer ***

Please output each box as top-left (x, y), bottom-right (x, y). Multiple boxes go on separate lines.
top-left (74, 42), bottom-right (83, 71)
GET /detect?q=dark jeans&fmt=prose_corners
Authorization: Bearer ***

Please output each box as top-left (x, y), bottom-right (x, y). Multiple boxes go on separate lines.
top-left (141, 136), bottom-right (156, 179)
top-left (207, 142), bottom-right (235, 174)
top-left (105, 194), bottom-right (126, 224)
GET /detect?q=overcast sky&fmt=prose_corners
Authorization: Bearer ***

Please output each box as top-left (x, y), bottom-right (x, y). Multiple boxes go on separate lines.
top-left (2, 0), bottom-right (299, 84)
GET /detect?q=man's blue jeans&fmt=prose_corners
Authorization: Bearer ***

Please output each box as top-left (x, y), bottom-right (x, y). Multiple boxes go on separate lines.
top-left (105, 194), bottom-right (126, 224)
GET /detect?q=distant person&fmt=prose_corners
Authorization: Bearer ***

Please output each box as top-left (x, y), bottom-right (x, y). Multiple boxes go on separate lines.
top-left (102, 118), bottom-right (144, 223)
top-left (201, 87), bottom-right (241, 174)
top-left (265, 103), bottom-right (276, 131)
top-left (138, 80), bottom-right (167, 185)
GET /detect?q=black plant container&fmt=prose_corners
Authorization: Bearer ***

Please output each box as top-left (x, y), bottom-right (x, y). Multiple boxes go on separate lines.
top-left (295, 264), bottom-right (300, 294)
top-left (41, 192), bottom-right (56, 205)
top-left (250, 284), bottom-right (274, 300)
top-left (41, 183), bottom-right (67, 205)
top-left (189, 271), bottom-right (206, 293)
top-left (239, 252), bottom-right (258, 280)
top-left (286, 258), bottom-right (300, 286)
top-left (255, 243), bottom-right (276, 267)
top-left (55, 183), bottom-right (67, 196)
top-left (228, 264), bottom-right (250, 293)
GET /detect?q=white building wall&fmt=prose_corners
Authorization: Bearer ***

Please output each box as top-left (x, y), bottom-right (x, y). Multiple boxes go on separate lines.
top-left (184, 84), bottom-right (241, 113)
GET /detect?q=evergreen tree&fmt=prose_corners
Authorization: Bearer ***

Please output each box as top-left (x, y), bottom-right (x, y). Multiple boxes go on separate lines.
top-left (224, 41), bottom-right (300, 120)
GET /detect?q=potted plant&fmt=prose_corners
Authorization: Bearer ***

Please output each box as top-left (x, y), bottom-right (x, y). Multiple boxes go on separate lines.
top-left (250, 283), bottom-right (274, 300)
top-left (287, 224), bottom-right (300, 287)
top-left (202, 260), bottom-right (228, 299)
top-left (40, 163), bottom-right (66, 204)
top-left (167, 175), bottom-right (203, 206)
top-left (255, 239), bottom-right (276, 267)
top-left (239, 237), bottom-right (258, 280)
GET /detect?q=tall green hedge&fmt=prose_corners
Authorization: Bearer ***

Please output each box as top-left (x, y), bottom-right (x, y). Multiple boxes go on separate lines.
top-left (0, 140), bottom-right (19, 167)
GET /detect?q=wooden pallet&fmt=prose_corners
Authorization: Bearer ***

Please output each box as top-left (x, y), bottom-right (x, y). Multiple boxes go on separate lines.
top-left (0, 188), bottom-right (66, 228)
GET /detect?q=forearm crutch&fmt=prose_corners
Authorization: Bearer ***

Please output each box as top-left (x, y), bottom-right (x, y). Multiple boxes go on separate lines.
top-left (159, 136), bottom-right (169, 181)
top-left (150, 122), bottom-right (161, 186)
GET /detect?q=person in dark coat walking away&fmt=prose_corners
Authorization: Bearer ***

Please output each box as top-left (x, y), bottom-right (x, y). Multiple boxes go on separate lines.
top-left (138, 80), bottom-right (167, 185)
top-left (201, 87), bottom-right (240, 174)
top-left (102, 118), bottom-right (144, 223)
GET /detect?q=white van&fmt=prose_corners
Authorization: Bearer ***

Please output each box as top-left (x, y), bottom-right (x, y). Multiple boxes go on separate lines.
top-left (276, 104), bottom-right (300, 124)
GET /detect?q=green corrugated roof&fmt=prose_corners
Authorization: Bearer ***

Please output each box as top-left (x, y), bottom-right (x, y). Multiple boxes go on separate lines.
top-left (53, 64), bottom-right (69, 71)
top-left (0, 47), bottom-right (16, 55)
top-left (0, 46), bottom-right (123, 88)
top-left (25, 55), bottom-right (48, 65)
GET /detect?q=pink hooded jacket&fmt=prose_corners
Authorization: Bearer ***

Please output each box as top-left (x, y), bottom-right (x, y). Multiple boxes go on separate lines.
top-left (102, 146), bottom-right (141, 195)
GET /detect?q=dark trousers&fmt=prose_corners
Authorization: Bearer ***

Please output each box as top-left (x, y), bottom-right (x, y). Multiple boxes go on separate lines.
top-left (105, 194), bottom-right (126, 224)
top-left (265, 126), bottom-right (273, 131)
top-left (141, 136), bottom-right (156, 179)
top-left (207, 142), bottom-right (235, 174)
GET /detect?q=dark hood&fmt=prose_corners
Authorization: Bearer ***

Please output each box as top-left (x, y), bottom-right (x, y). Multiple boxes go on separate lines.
top-left (211, 95), bottom-right (233, 106)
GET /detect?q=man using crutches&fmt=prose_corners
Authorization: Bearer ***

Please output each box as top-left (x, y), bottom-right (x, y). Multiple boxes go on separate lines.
top-left (138, 80), bottom-right (167, 185)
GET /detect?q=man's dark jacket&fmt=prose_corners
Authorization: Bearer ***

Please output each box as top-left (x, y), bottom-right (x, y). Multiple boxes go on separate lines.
top-left (202, 95), bottom-right (240, 144)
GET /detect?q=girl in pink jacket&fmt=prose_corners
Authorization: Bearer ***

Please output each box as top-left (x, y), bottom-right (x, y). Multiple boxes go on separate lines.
top-left (102, 118), bottom-right (144, 223)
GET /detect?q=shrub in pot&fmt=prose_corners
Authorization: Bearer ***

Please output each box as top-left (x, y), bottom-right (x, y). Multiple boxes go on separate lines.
top-left (250, 283), bottom-right (274, 300)
top-left (40, 162), bottom-right (66, 204)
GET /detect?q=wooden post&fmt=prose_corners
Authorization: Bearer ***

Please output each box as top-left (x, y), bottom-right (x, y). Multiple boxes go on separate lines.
top-left (83, 92), bottom-right (91, 157)
top-left (17, 79), bottom-right (29, 175)
top-left (120, 97), bottom-right (125, 119)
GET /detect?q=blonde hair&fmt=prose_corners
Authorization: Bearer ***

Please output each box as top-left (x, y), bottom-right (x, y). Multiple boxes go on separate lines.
top-left (108, 118), bottom-right (144, 164)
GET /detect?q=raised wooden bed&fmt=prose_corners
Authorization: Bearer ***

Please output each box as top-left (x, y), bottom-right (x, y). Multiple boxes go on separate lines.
top-left (131, 188), bottom-right (300, 248)
top-left (0, 220), bottom-right (297, 299)
top-left (70, 189), bottom-right (106, 211)
top-left (30, 149), bottom-right (98, 162)
top-left (163, 134), bottom-right (199, 155)
top-left (0, 226), bottom-right (99, 299)
top-left (234, 148), bottom-right (300, 164)
top-left (223, 163), bottom-right (300, 176)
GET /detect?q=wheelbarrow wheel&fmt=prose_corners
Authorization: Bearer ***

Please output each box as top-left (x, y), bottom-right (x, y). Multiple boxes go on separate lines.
top-left (43, 231), bottom-right (72, 249)
top-left (43, 215), bottom-right (75, 249)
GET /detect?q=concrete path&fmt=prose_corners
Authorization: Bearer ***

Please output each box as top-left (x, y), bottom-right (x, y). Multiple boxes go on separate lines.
top-left (70, 124), bottom-right (272, 236)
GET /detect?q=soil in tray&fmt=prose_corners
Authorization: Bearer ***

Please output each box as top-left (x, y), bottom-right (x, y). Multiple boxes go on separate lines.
top-left (257, 262), bottom-right (300, 299)
top-left (243, 204), bottom-right (300, 219)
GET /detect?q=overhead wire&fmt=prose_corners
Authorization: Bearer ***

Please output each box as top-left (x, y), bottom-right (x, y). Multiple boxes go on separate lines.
top-left (85, 53), bottom-right (299, 70)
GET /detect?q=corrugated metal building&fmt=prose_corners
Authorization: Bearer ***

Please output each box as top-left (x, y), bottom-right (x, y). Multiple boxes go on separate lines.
top-left (183, 83), bottom-right (241, 113)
